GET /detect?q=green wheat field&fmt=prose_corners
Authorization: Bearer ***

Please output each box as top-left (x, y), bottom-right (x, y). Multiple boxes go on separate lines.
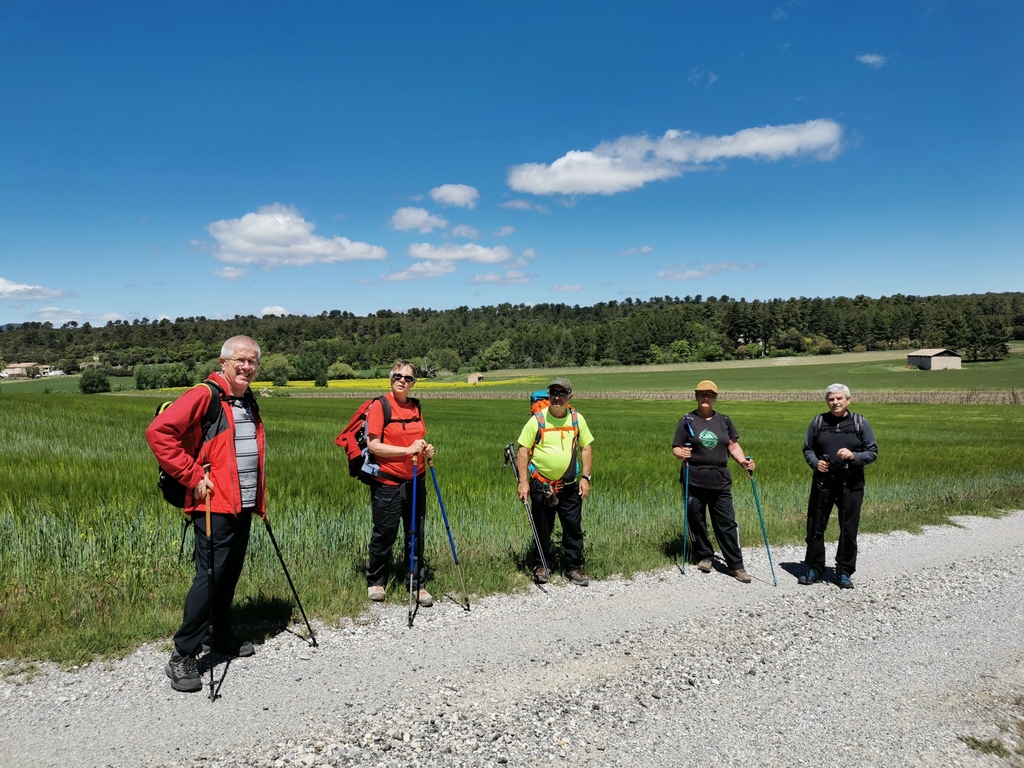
top-left (1, 377), bottom-right (1022, 663)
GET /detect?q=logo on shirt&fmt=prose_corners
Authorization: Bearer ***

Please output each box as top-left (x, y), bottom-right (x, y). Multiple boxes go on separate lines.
top-left (699, 429), bottom-right (718, 449)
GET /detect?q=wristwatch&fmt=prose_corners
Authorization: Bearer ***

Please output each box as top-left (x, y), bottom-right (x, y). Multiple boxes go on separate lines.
top-left (580, 474), bottom-right (592, 482)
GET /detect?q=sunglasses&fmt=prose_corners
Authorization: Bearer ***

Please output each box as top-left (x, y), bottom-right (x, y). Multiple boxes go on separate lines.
top-left (391, 373), bottom-right (416, 383)
top-left (548, 389), bottom-right (571, 397)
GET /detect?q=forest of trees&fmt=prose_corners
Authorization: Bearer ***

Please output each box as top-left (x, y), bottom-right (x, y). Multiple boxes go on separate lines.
top-left (1, 292), bottom-right (1019, 384)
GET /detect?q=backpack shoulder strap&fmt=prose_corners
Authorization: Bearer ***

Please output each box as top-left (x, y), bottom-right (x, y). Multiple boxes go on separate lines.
top-left (811, 413), bottom-right (824, 439)
top-left (376, 394), bottom-right (392, 426)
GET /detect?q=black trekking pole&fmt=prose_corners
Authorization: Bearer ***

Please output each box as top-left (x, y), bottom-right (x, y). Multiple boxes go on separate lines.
top-left (177, 517), bottom-right (189, 563)
top-left (202, 467), bottom-right (216, 702)
top-left (261, 512), bottom-right (318, 647)
top-left (503, 443), bottom-right (550, 586)
top-left (428, 459), bottom-right (470, 611)
top-left (680, 415), bottom-right (696, 575)
top-left (408, 454), bottom-right (419, 628)
top-left (746, 456), bottom-right (777, 587)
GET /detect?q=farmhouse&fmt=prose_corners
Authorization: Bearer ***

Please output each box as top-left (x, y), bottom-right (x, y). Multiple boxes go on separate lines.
top-left (907, 349), bottom-right (962, 371)
top-left (467, 372), bottom-right (484, 384)
top-left (1, 362), bottom-right (51, 378)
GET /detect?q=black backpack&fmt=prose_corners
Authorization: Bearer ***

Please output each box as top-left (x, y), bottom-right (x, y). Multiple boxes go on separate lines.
top-left (153, 379), bottom-right (225, 507)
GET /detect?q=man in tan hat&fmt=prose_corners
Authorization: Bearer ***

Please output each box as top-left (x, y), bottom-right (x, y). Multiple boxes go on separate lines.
top-left (672, 379), bottom-right (755, 582)
top-left (516, 376), bottom-right (594, 586)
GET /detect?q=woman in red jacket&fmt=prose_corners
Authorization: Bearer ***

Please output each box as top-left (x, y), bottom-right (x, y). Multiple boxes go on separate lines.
top-left (364, 360), bottom-right (435, 606)
top-left (147, 335), bottom-right (265, 693)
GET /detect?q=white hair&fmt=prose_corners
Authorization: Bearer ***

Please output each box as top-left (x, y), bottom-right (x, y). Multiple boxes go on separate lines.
top-left (825, 383), bottom-right (851, 399)
top-left (221, 335), bottom-right (262, 360)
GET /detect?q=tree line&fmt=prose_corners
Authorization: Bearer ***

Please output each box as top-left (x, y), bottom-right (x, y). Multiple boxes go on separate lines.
top-left (1, 292), bottom-right (1019, 383)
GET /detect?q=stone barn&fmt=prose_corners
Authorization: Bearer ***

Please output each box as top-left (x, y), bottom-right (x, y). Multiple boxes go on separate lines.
top-left (467, 373), bottom-right (484, 384)
top-left (907, 349), bottom-right (962, 371)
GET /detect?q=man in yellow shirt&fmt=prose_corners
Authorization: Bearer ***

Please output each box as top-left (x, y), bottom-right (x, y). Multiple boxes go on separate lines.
top-left (516, 377), bottom-right (594, 586)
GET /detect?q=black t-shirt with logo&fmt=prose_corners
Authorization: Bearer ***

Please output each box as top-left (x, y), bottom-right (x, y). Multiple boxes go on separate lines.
top-left (673, 410), bottom-right (738, 490)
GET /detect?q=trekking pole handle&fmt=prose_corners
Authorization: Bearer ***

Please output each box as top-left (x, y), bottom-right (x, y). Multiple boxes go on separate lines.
top-left (745, 455), bottom-right (754, 478)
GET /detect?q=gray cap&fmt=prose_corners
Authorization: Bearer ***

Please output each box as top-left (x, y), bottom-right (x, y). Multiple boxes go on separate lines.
top-left (548, 377), bottom-right (572, 392)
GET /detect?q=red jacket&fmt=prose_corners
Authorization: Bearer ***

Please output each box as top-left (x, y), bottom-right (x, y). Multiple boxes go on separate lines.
top-left (146, 371), bottom-right (266, 516)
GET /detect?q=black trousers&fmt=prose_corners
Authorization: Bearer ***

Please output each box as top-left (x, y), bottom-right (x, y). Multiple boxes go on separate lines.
top-left (174, 510), bottom-right (252, 657)
top-left (366, 479), bottom-right (427, 588)
top-left (684, 483), bottom-right (744, 571)
top-left (528, 478), bottom-right (585, 572)
top-left (804, 476), bottom-right (865, 576)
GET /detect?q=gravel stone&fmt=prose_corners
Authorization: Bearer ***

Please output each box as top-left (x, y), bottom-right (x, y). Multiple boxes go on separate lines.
top-left (2, 512), bottom-right (1023, 767)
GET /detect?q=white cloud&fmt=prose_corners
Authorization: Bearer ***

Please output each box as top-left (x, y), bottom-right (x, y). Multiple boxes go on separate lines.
top-left (507, 119), bottom-right (844, 196)
top-left (620, 245), bottom-right (653, 256)
top-left (429, 184), bottom-right (479, 209)
top-left (29, 306), bottom-right (83, 323)
top-left (214, 266), bottom-right (249, 280)
top-left (451, 224), bottom-right (480, 239)
top-left (500, 199), bottom-right (551, 213)
top-left (408, 242), bottom-right (513, 264)
top-left (550, 284), bottom-right (583, 292)
top-left (856, 53), bottom-right (888, 69)
top-left (495, 226), bottom-right (516, 238)
top-left (390, 206), bottom-right (449, 233)
top-left (688, 68), bottom-right (719, 88)
top-left (0, 276), bottom-right (71, 301)
top-left (772, 7), bottom-right (787, 21)
top-left (260, 306), bottom-right (289, 316)
top-left (208, 204), bottom-right (387, 268)
top-left (469, 270), bottom-right (532, 286)
top-left (381, 260), bottom-right (457, 282)
top-left (657, 261), bottom-right (758, 281)
top-left (500, 199), bottom-right (534, 210)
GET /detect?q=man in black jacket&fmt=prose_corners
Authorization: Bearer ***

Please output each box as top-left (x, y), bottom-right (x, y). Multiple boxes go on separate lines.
top-left (799, 383), bottom-right (878, 589)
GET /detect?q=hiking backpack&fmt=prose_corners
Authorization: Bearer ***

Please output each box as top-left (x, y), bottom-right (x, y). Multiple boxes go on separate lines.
top-left (810, 412), bottom-right (864, 445)
top-left (153, 379), bottom-right (226, 508)
top-left (526, 390), bottom-right (580, 484)
top-left (335, 395), bottom-right (421, 484)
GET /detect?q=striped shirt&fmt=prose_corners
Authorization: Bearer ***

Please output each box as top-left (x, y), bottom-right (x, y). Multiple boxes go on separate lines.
top-left (232, 400), bottom-right (259, 508)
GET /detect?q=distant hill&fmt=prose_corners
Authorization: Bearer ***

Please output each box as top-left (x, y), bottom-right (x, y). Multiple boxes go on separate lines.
top-left (0, 292), bottom-right (1019, 372)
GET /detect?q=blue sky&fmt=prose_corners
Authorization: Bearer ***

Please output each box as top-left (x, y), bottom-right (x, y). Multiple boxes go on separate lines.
top-left (1, 1), bottom-right (1021, 326)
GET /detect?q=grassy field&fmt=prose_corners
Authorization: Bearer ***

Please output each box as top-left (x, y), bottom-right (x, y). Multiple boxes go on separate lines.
top-left (1, 392), bottom-right (1021, 663)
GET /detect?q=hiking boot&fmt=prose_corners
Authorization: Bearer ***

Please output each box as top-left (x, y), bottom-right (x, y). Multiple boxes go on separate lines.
top-left (416, 589), bottom-right (434, 607)
top-left (729, 568), bottom-right (752, 584)
top-left (368, 585), bottom-right (386, 602)
top-left (533, 566), bottom-right (550, 584)
top-left (202, 630), bottom-right (255, 658)
top-left (697, 558), bottom-right (713, 573)
top-left (568, 569), bottom-right (589, 587)
top-left (838, 573), bottom-right (854, 590)
top-left (798, 568), bottom-right (822, 585)
top-left (165, 650), bottom-right (201, 692)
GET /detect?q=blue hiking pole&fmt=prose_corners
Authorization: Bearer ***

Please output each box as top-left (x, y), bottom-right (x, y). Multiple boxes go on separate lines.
top-left (408, 454), bottom-right (419, 627)
top-left (428, 459), bottom-right (470, 611)
top-left (746, 456), bottom-right (777, 587)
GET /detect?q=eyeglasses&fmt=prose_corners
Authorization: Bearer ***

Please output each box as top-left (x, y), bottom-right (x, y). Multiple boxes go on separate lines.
top-left (548, 389), bottom-right (571, 398)
top-left (391, 373), bottom-right (416, 383)
top-left (227, 357), bottom-right (260, 369)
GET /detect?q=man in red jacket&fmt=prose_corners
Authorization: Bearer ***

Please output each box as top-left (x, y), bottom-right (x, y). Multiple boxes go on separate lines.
top-left (147, 335), bottom-right (265, 692)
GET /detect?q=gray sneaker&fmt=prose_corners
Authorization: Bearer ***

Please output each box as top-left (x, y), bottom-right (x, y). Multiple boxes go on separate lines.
top-left (568, 569), bottom-right (589, 587)
top-left (697, 558), bottom-right (713, 573)
top-left (165, 651), bottom-right (201, 692)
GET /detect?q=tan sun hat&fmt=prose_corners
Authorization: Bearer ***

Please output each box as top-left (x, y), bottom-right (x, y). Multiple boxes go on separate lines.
top-left (695, 379), bottom-right (719, 394)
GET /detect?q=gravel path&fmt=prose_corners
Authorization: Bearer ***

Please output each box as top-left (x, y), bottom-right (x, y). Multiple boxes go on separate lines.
top-left (3, 511), bottom-right (1023, 768)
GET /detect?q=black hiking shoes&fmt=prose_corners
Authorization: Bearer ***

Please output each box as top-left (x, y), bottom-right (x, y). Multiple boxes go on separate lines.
top-left (797, 568), bottom-right (823, 585)
top-left (165, 650), bottom-right (201, 692)
top-left (202, 630), bottom-right (255, 658)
